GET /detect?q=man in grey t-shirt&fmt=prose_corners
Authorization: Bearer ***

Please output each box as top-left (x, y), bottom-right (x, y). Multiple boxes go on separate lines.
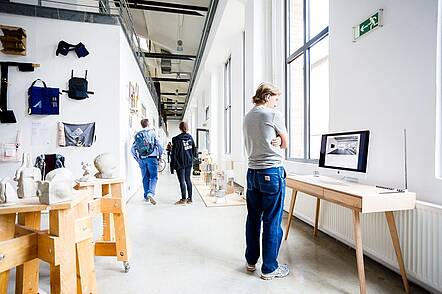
top-left (243, 82), bottom-right (289, 280)
top-left (243, 106), bottom-right (287, 169)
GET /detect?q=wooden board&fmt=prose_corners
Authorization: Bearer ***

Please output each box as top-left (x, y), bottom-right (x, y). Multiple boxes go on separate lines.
top-left (192, 177), bottom-right (246, 207)
top-left (75, 178), bottom-right (125, 188)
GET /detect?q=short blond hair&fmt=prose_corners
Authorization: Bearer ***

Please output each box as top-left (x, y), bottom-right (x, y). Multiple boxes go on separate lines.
top-left (252, 82), bottom-right (281, 105)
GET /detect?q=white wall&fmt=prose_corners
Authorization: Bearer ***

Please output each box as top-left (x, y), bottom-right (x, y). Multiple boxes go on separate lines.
top-left (119, 28), bottom-right (159, 198)
top-left (328, 0), bottom-right (442, 205)
top-left (0, 13), bottom-right (159, 200)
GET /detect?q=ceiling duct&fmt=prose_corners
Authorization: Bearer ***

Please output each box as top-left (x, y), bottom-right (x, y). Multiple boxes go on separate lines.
top-left (160, 49), bottom-right (171, 74)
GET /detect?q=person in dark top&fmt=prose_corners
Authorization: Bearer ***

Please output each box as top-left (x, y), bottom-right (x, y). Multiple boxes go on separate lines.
top-left (166, 142), bottom-right (172, 163)
top-left (170, 121), bottom-right (196, 205)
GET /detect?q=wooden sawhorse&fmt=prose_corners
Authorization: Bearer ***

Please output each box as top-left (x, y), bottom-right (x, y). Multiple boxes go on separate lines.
top-left (75, 178), bottom-right (130, 273)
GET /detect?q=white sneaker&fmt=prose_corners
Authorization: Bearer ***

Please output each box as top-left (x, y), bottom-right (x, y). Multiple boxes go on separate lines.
top-left (246, 263), bottom-right (256, 272)
top-left (260, 264), bottom-right (289, 280)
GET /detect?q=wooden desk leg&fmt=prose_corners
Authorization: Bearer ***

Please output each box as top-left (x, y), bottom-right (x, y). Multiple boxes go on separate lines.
top-left (76, 239), bottom-right (97, 294)
top-left (284, 190), bottom-right (297, 241)
top-left (385, 211), bottom-right (410, 293)
top-left (16, 212), bottom-right (41, 294)
top-left (313, 198), bottom-right (321, 238)
top-left (353, 211), bottom-right (366, 294)
top-left (49, 209), bottom-right (76, 294)
top-left (0, 214), bottom-right (16, 294)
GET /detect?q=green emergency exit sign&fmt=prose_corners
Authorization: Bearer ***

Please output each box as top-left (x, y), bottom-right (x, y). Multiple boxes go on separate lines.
top-left (353, 9), bottom-right (383, 42)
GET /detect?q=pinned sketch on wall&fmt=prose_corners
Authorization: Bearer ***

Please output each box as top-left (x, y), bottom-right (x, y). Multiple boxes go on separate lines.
top-left (31, 122), bottom-right (50, 146)
top-left (128, 82), bottom-right (140, 128)
top-left (141, 104), bottom-right (147, 119)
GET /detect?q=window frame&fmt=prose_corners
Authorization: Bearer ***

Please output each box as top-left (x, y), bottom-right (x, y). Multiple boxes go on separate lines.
top-left (224, 56), bottom-right (232, 154)
top-left (285, 0), bottom-right (329, 163)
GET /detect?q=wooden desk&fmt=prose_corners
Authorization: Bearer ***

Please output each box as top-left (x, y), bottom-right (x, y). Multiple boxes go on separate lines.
top-left (284, 175), bottom-right (416, 294)
top-left (0, 190), bottom-right (94, 294)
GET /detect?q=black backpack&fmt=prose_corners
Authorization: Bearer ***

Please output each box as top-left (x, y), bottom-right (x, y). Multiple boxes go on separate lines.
top-left (63, 70), bottom-right (94, 100)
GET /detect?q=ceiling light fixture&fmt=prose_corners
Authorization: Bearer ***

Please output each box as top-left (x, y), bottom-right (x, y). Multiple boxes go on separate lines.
top-left (177, 40), bottom-right (183, 52)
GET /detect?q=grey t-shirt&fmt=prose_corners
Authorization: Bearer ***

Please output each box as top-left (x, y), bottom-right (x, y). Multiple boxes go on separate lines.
top-left (243, 106), bottom-right (287, 169)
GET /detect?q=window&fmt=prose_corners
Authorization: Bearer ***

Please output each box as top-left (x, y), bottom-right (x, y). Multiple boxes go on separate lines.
top-left (286, 0), bottom-right (329, 161)
top-left (224, 57), bottom-right (232, 154)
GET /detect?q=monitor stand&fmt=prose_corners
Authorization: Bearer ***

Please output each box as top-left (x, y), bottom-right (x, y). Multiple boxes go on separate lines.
top-left (313, 170), bottom-right (360, 184)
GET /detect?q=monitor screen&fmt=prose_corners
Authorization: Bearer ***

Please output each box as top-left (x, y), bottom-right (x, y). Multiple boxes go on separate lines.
top-left (318, 130), bottom-right (370, 173)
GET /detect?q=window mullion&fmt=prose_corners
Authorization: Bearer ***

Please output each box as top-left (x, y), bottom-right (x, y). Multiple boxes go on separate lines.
top-left (305, 48), bottom-right (311, 160)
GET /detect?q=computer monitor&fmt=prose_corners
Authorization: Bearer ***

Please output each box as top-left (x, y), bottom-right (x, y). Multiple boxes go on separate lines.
top-left (319, 130), bottom-right (370, 173)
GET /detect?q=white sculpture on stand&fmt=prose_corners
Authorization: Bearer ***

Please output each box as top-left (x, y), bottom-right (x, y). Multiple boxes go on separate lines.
top-left (94, 153), bottom-right (118, 179)
top-left (36, 168), bottom-right (75, 205)
top-left (14, 152), bottom-right (41, 198)
top-left (0, 177), bottom-right (17, 204)
top-left (78, 162), bottom-right (95, 182)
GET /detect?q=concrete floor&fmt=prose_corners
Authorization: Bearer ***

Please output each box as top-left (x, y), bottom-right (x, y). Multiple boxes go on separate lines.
top-left (8, 172), bottom-right (428, 293)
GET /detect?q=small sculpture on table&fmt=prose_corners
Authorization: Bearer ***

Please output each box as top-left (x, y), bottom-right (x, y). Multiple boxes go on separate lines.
top-left (78, 162), bottom-right (95, 182)
top-left (36, 168), bottom-right (75, 205)
top-left (94, 153), bottom-right (118, 179)
top-left (14, 152), bottom-right (41, 198)
top-left (0, 177), bottom-right (16, 204)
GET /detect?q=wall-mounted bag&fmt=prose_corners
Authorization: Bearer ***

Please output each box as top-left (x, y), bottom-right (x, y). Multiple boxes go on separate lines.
top-left (62, 70), bottom-right (94, 100)
top-left (28, 79), bottom-right (60, 115)
top-left (58, 122), bottom-right (96, 147)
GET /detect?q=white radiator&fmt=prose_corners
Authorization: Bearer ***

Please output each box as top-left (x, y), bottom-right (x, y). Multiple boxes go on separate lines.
top-left (288, 194), bottom-right (442, 293)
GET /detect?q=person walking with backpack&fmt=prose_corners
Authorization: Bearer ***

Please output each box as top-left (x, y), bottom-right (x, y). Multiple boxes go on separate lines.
top-left (131, 119), bottom-right (163, 205)
top-left (170, 122), bottom-right (196, 205)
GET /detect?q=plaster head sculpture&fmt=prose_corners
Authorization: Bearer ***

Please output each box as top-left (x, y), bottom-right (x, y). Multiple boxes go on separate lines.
top-left (78, 161), bottom-right (95, 182)
top-left (0, 177), bottom-right (17, 204)
top-left (14, 152), bottom-right (42, 198)
top-left (36, 168), bottom-right (75, 205)
top-left (94, 153), bottom-right (118, 179)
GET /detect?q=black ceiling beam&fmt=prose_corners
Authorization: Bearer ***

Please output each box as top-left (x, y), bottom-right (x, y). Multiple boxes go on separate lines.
top-left (142, 52), bottom-right (196, 60)
top-left (128, 0), bottom-right (208, 12)
top-left (181, 0), bottom-right (219, 119)
top-left (126, 4), bottom-right (204, 16)
top-left (161, 92), bottom-right (187, 96)
top-left (152, 77), bottom-right (190, 82)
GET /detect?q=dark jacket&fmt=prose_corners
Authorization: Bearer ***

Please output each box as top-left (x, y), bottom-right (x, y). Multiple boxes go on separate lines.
top-left (170, 132), bottom-right (196, 173)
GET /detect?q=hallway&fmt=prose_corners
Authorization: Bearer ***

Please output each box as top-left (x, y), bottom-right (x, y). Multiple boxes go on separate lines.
top-left (91, 172), bottom-right (425, 294)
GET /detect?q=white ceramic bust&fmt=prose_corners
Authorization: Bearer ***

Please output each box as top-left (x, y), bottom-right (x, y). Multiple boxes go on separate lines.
top-left (14, 153), bottom-right (41, 198)
top-left (94, 153), bottom-right (118, 179)
top-left (36, 168), bottom-right (75, 205)
top-left (78, 162), bottom-right (95, 182)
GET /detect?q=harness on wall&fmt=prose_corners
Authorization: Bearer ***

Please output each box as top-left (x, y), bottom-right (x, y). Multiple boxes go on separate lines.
top-left (0, 61), bottom-right (40, 123)
top-left (62, 70), bottom-right (94, 100)
top-left (56, 40), bottom-right (89, 58)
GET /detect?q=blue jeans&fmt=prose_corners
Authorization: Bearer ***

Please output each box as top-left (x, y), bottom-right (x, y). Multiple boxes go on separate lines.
top-left (176, 166), bottom-right (192, 200)
top-left (245, 166), bottom-right (286, 274)
top-left (139, 157), bottom-right (158, 198)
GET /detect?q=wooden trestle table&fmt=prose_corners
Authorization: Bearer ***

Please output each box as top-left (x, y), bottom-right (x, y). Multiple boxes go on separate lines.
top-left (0, 189), bottom-right (95, 294)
